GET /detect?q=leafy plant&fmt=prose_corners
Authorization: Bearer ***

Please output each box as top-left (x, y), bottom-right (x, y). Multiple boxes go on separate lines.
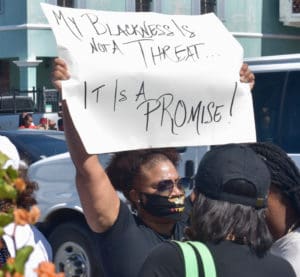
top-left (0, 152), bottom-right (64, 277)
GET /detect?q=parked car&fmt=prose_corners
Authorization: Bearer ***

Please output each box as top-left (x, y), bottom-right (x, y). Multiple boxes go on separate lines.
top-left (0, 129), bottom-right (68, 165)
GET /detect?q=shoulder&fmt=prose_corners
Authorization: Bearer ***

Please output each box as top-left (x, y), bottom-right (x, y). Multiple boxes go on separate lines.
top-left (138, 241), bottom-right (184, 277)
top-left (96, 201), bottom-right (134, 237)
top-left (4, 223), bottom-right (52, 260)
top-left (206, 241), bottom-right (295, 277)
top-left (4, 223), bottom-right (33, 247)
top-left (270, 231), bottom-right (300, 277)
top-left (271, 228), bottom-right (300, 255)
top-left (262, 252), bottom-right (296, 277)
top-left (149, 241), bottom-right (182, 256)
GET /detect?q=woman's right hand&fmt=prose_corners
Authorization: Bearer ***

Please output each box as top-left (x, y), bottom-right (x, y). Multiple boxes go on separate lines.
top-left (52, 58), bottom-right (70, 92)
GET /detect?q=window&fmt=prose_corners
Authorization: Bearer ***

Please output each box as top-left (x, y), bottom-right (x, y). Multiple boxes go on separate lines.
top-left (252, 72), bottom-right (284, 145)
top-left (0, 61), bottom-right (9, 92)
top-left (252, 71), bottom-right (300, 153)
top-left (136, 0), bottom-right (152, 12)
top-left (201, 0), bottom-right (216, 14)
top-left (293, 0), bottom-right (300, 13)
top-left (57, 0), bottom-right (74, 7)
top-left (0, 0), bottom-right (3, 14)
top-left (280, 71), bottom-right (300, 152)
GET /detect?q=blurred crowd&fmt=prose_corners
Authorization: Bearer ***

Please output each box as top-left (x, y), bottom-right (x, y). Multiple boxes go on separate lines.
top-left (18, 104), bottom-right (63, 131)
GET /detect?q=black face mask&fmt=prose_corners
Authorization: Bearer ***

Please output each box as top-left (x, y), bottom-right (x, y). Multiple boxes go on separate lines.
top-left (139, 192), bottom-right (185, 221)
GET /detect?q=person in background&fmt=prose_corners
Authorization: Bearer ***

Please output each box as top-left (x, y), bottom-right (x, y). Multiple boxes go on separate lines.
top-left (18, 113), bottom-right (37, 129)
top-left (38, 118), bottom-right (58, 130)
top-left (48, 119), bottom-right (57, 130)
top-left (139, 144), bottom-right (296, 277)
top-left (248, 142), bottom-right (300, 276)
top-left (51, 58), bottom-right (256, 277)
top-left (38, 117), bottom-right (49, 130)
top-left (0, 135), bottom-right (52, 276)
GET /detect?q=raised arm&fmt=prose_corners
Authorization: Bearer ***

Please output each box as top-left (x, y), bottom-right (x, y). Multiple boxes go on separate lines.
top-left (52, 58), bottom-right (120, 233)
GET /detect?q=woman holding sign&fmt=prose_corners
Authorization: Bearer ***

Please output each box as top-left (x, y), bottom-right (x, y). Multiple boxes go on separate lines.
top-left (52, 58), bottom-right (255, 277)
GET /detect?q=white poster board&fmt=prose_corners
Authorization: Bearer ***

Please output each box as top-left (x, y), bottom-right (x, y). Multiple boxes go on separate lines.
top-left (41, 3), bottom-right (256, 154)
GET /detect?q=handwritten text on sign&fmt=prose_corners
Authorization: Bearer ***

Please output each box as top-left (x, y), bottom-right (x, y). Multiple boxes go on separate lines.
top-left (41, 3), bottom-right (256, 154)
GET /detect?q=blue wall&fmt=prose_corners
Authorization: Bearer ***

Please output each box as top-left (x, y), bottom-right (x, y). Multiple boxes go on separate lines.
top-left (1, 0), bottom-right (300, 90)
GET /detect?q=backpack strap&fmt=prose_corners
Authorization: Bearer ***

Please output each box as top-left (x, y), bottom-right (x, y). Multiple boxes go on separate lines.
top-left (173, 241), bottom-right (216, 277)
top-left (174, 241), bottom-right (199, 277)
top-left (187, 241), bottom-right (216, 277)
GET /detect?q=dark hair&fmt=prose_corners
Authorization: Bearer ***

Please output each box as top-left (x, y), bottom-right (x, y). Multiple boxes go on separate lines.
top-left (189, 190), bottom-right (273, 257)
top-left (23, 113), bottom-right (33, 121)
top-left (106, 148), bottom-right (180, 200)
top-left (248, 142), bottom-right (300, 216)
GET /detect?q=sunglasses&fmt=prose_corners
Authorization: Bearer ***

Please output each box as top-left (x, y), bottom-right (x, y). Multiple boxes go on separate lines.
top-left (155, 177), bottom-right (192, 195)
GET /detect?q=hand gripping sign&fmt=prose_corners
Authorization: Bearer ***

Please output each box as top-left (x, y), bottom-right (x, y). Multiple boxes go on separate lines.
top-left (41, 3), bottom-right (256, 154)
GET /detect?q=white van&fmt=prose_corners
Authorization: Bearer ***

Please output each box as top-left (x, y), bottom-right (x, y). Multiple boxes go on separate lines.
top-left (245, 53), bottom-right (300, 167)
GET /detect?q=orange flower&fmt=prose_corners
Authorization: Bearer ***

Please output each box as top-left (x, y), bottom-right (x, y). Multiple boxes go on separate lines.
top-left (14, 206), bottom-right (40, 225)
top-left (6, 257), bottom-right (15, 265)
top-left (14, 178), bottom-right (26, 192)
top-left (34, 261), bottom-right (65, 277)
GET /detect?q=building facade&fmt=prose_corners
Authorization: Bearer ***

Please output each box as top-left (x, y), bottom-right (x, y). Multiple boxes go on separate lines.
top-left (0, 0), bottom-right (300, 94)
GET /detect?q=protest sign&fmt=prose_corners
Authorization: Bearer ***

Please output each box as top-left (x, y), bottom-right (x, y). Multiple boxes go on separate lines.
top-left (41, 3), bottom-right (256, 154)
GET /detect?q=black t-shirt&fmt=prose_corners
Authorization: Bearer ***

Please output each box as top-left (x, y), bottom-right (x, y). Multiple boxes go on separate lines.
top-left (94, 201), bottom-right (186, 277)
top-left (139, 240), bottom-right (296, 277)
